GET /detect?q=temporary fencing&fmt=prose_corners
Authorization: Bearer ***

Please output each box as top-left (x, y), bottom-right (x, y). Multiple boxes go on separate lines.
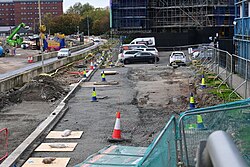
top-left (0, 128), bottom-right (8, 162)
top-left (137, 116), bottom-right (177, 167)
top-left (178, 98), bottom-right (250, 166)
top-left (193, 45), bottom-right (250, 99)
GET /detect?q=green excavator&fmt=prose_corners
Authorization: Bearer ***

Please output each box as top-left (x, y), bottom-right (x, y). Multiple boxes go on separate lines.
top-left (0, 23), bottom-right (26, 56)
top-left (6, 22), bottom-right (26, 46)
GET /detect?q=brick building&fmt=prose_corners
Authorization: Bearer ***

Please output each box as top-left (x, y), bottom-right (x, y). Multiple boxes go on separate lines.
top-left (0, 0), bottom-right (63, 27)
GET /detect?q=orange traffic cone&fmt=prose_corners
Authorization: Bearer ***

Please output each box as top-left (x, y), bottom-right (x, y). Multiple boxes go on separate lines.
top-left (90, 61), bottom-right (94, 70)
top-left (108, 112), bottom-right (124, 142)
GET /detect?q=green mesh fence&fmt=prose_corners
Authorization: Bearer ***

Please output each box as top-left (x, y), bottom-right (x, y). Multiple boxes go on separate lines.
top-left (137, 116), bottom-right (177, 167)
top-left (180, 99), bottom-right (250, 166)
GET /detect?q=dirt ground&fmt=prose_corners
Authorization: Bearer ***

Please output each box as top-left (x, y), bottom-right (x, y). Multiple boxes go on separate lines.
top-left (0, 50), bottom-right (224, 166)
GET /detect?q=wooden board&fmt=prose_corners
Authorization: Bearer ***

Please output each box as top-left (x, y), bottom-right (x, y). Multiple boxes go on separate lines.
top-left (101, 71), bottom-right (118, 75)
top-left (80, 82), bottom-right (111, 87)
top-left (22, 157), bottom-right (70, 167)
top-left (35, 143), bottom-right (77, 152)
top-left (207, 76), bottom-right (217, 79)
top-left (46, 131), bottom-right (83, 139)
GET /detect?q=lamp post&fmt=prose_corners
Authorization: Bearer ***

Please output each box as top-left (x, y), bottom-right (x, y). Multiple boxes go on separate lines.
top-left (38, 0), bottom-right (44, 73)
top-left (87, 15), bottom-right (90, 37)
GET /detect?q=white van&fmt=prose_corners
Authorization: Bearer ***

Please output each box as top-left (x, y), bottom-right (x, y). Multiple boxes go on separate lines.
top-left (130, 37), bottom-right (155, 47)
top-left (120, 44), bottom-right (148, 52)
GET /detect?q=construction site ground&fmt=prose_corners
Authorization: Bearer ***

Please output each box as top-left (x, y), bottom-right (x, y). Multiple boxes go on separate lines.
top-left (0, 48), bottom-right (41, 74)
top-left (0, 50), bottom-right (224, 166)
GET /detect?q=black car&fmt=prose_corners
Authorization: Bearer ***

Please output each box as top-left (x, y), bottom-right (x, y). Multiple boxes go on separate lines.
top-left (123, 52), bottom-right (159, 64)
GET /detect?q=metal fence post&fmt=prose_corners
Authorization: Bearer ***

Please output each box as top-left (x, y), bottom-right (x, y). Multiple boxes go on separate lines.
top-left (245, 59), bottom-right (248, 98)
top-left (216, 50), bottom-right (219, 75)
top-left (230, 54), bottom-right (233, 88)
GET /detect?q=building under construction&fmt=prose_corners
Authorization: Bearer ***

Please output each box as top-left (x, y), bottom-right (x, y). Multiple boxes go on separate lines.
top-left (110, 0), bottom-right (235, 48)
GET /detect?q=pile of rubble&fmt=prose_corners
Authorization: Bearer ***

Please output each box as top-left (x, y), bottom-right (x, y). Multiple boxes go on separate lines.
top-left (0, 75), bottom-right (68, 110)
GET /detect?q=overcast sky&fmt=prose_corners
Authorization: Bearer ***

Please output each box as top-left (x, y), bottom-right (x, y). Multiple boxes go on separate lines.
top-left (63, 0), bottom-right (110, 12)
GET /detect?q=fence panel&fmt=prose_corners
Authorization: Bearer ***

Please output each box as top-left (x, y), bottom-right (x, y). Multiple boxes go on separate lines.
top-left (179, 99), bottom-right (250, 166)
top-left (0, 128), bottom-right (8, 162)
top-left (138, 116), bottom-right (177, 167)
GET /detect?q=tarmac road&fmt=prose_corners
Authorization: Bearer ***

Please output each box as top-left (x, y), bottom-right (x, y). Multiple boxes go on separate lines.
top-left (27, 52), bottom-right (194, 166)
top-left (0, 42), bottom-right (100, 80)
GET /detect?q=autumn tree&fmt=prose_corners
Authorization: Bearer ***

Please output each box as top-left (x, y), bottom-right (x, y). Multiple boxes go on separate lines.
top-left (42, 3), bottom-right (110, 35)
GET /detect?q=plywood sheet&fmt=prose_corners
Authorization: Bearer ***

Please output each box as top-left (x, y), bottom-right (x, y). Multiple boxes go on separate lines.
top-left (80, 82), bottom-right (111, 87)
top-left (46, 131), bottom-right (83, 139)
top-left (35, 143), bottom-right (77, 152)
top-left (101, 71), bottom-right (118, 75)
top-left (22, 157), bottom-right (70, 167)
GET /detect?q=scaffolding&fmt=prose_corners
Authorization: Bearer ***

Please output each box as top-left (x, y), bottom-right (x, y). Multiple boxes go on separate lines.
top-left (111, 0), bottom-right (235, 33)
top-left (111, 0), bottom-right (151, 33)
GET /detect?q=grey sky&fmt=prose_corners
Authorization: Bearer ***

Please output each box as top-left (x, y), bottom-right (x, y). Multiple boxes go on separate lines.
top-left (63, 0), bottom-right (110, 12)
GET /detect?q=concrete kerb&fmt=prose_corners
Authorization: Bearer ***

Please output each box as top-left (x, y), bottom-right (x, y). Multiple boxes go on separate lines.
top-left (1, 50), bottom-right (107, 167)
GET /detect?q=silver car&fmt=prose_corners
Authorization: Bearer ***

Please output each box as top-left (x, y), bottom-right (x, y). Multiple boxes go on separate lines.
top-left (57, 48), bottom-right (71, 59)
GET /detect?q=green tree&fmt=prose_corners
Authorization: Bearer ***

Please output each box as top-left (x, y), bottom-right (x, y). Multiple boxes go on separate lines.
top-left (42, 3), bottom-right (110, 35)
top-left (66, 2), bottom-right (94, 15)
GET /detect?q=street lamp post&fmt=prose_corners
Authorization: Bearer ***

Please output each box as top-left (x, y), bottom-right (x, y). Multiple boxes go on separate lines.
top-left (87, 15), bottom-right (90, 37)
top-left (38, 0), bottom-right (44, 73)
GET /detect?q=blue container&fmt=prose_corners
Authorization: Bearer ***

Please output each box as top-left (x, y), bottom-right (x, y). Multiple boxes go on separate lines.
top-left (0, 46), bottom-right (3, 56)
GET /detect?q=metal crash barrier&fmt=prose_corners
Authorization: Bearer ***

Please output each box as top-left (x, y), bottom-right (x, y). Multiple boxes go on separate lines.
top-left (196, 131), bottom-right (248, 167)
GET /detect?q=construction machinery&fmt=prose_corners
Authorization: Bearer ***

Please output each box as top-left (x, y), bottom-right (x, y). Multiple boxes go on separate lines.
top-left (6, 23), bottom-right (25, 47)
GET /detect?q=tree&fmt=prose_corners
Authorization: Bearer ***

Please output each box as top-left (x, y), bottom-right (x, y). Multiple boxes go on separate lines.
top-left (42, 3), bottom-right (110, 35)
top-left (66, 2), bottom-right (94, 15)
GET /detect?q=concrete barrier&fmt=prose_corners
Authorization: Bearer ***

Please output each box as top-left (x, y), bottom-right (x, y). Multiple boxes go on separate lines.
top-left (0, 45), bottom-right (99, 92)
top-left (30, 42), bottom-right (94, 63)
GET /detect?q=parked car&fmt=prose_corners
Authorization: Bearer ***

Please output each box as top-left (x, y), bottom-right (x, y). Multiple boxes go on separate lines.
top-left (135, 47), bottom-right (159, 56)
top-left (120, 44), bottom-right (148, 52)
top-left (192, 49), bottom-right (213, 59)
top-left (57, 48), bottom-right (71, 59)
top-left (123, 51), bottom-right (159, 64)
top-left (169, 51), bottom-right (186, 66)
top-left (118, 50), bottom-right (142, 62)
top-left (93, 38), bottom-right (101, 42)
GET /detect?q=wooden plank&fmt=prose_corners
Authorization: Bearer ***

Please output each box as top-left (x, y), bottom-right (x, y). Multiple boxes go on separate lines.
top-left (207, 76), bottom-right (217, 79)
top-left (35, 143), bottom-right (77, 152)
top-left (22, 158), bottom-right (70, 167)
top-left (46, 131), bottom-right (83, 139)
top-left (101, 71), bottom-right (118, 75)
top-left (80, 82), bottom-right (111, 87)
